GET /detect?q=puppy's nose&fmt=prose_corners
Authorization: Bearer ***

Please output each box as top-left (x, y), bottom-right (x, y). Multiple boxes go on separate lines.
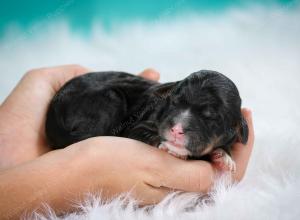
top-left (170, 123), bottom-right (184, 138)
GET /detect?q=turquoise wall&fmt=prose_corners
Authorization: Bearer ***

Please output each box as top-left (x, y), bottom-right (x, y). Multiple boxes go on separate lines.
top-left (0, 0), bottom-right (295, 36)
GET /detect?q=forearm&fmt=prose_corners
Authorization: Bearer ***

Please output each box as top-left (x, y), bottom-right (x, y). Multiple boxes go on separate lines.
top-left (0, 145), bottom-right (89, 220)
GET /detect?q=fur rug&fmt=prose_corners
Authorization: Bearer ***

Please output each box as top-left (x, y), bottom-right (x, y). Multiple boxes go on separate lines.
top-left (1, 3), bottom-right (299, 220)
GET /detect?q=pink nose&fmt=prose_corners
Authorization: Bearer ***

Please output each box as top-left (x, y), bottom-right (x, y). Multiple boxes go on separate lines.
top-left (170, 123), bottom-right (184, 138)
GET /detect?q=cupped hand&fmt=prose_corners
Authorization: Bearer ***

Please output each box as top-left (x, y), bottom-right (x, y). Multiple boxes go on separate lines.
top-left (0, 64), bottom-right (254, 209)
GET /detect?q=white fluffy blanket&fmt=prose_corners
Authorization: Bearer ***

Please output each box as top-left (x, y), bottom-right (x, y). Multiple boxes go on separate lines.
top-left (1, 3), bottom-right (300, 220)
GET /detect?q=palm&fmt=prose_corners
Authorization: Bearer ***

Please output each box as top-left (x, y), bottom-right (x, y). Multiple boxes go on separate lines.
top-left (0, 65), bottom-right (91, 161)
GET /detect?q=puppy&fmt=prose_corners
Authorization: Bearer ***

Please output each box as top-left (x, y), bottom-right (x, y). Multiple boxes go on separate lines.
top-left (46, 70), bottom-right (248, 172)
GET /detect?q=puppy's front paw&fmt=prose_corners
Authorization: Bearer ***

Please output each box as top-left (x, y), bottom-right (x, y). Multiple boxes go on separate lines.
top-left (158, 143), bottom-right (168, 152)
top-left (158, 143), bottom-right (188, 160)
top-left (210, 148), bottom-right (236, 173)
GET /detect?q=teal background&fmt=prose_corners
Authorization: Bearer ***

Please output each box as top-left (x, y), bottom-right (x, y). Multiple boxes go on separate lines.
top-left (0, 0), bottom-right (295, 36)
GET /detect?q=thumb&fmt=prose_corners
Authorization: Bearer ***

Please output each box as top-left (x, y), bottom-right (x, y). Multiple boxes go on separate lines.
top-left (148, 153), bottom-right (215, 193)
top-left (43, 64), bottom-right (91, 92)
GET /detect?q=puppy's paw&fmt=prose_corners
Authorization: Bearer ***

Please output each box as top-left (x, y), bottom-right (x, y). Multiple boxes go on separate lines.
top-left (158, 143), bottom-right (188, 160)
top-left (210, 148), bottom-right (236, 173)
top-left (158, 143), bottom-right (168, 152)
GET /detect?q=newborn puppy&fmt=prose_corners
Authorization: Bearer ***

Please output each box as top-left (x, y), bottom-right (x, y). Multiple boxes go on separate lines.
top-left (46, 70), bottom-right (248, 172)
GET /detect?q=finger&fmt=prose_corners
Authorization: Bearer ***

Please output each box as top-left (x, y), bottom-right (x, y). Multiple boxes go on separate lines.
top-left (138, 68), bottom-right (160, 81)
top-left (231, 108), bottom-right (254, 181)
top-left (149, 153), bottom-right (215, 193)
top-left (133, 183), bottom-right (170, 205)
top-left (42, 64), bottom-right (92, 92)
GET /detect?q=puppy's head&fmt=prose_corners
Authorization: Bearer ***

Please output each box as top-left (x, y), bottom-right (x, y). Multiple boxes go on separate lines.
top-left (155, 70), bottom-right (248, 158)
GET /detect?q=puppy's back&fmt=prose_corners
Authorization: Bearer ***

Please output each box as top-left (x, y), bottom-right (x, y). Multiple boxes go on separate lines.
top-left (46, 71), bottom-right (156, 148)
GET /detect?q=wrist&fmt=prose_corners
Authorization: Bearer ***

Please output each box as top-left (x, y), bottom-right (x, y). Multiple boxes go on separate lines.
top-left (0, 146), bottom-right (91, 219)
top-left (31, 145), bottom-right (97, 214)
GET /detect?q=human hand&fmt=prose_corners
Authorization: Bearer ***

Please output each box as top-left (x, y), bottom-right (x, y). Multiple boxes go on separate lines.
top-left (0, 65), bottom-right (159, 169)
top-left (0, 65), bottom-right (254, 218)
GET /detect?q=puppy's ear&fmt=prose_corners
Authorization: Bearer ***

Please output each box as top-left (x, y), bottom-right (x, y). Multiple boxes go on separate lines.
top-left (153, 82), bottom-right (178, 98)
top-left (237, 116), bottom-right (249, 144)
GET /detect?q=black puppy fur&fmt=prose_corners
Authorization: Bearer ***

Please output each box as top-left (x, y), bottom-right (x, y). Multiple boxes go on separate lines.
top-left (46, 70), bottom-right (248, 159)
